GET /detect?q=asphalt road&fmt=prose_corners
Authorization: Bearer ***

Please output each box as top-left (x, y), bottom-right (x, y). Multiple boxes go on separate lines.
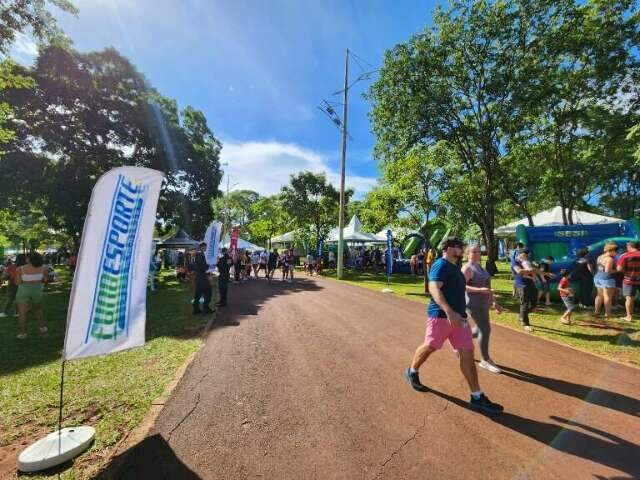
top-left (102, 275), bottom-right (640, 480)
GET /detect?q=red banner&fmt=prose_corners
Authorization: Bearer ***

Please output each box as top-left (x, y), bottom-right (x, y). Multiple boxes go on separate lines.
top-left (230, 227), bottom-right (240, 253)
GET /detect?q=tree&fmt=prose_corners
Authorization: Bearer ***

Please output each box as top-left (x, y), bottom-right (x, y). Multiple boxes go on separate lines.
top-left (211, 189), bottom-right (260, 236)
top-left (246, 195), bottom-right (288, 248)
top-left (1, 45), bottom-right (222, 246)
top-left (281, 171), bottom-right (346, 252)
top-left (0, 1), bottom-right (77, 145)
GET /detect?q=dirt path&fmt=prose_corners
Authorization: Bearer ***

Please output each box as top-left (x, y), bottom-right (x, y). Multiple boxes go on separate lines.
top-left (101, 276), bottom-right (640, 479)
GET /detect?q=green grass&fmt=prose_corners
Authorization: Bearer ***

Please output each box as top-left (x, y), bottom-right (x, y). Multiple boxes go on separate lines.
top-left (322, 262), bottom-right (640, 367)
top-left (0, 268), bottom-right (210, 479)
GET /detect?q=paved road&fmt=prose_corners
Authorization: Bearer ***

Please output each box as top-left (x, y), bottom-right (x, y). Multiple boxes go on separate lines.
top-left (102, 276), bottom-right (640, 479)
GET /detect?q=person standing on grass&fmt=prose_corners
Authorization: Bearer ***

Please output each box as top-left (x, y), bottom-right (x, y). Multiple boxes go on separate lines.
top-left (462, 244), bottom-right (505, 374)
top-left (0, 256), bottom-right (22, 318)
top-left (617, 241), bottom-right (640, 322)
top-left (558, 269), bottom-right (575, 325)
top-left (537, 256), bottom-right (555, 306)
top-left (574, 248), bottom-right (594, 308)
top-left (404, 237), bottom-right (504, 415)
top-left (15, 252), bottom-right (48, 339)
top-left (593, 243), bottom-right (618, 320)
top-left (216, 248), bottom-right (232, 307)
top-left (192, 242), bottom-right (213, 315)
top-left (512, 249), bottom-right (536, 332)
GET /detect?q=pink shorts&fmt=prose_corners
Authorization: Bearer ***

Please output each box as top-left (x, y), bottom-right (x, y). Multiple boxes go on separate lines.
top-left (425, 316), bottom-right (474, 351)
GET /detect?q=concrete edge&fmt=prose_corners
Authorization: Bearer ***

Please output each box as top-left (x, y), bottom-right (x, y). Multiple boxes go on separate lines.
top-left (316, 274), bottom-right (640, 372)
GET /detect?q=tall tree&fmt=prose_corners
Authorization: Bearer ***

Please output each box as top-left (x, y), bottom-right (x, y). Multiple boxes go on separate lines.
top-left (246, 195), bottom-right (288, 248)
top-left (281, 171), bottom-right (345, 251)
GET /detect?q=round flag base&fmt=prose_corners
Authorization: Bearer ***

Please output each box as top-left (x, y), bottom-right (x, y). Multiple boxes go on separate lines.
top-left (381, 288), bottom-right (394, 294)
top-left (18, 426), bottom-right (95, 473)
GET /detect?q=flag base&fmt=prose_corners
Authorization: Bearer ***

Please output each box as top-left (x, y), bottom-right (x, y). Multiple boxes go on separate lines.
top-left (17, 426), bottom-right (95, 473)
top-left (381, 288), bottom-right (394, 294)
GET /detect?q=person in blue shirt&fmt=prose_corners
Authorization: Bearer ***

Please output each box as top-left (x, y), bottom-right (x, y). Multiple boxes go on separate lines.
top-left (404, 237), bottom-right (503, 415)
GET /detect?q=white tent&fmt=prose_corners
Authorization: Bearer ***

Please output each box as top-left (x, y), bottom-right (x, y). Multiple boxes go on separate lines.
top-left (221, 235), bottom-right (264, 251)
top-left (495, 206), bottom-right (624, 237)
top-left (271, 231), bottom-right (296, 244)
top-left (327, 215), bottom-right (381, 243)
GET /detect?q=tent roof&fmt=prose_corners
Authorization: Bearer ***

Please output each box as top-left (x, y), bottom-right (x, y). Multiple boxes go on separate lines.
top-left (327, 215), bottom-right (381, 243)
top-left (271, 231), bottom-right (296, 243)
top-left (221, 235), bottom-right (264, 251)
top-left (156, 229), bottom-right (200, 249)
top-left (495, 207), bottom-right (624, 236)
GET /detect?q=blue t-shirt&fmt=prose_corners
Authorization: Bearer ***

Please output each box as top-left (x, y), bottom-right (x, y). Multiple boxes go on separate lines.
top-left (427, 258), bottom-right (467, 318)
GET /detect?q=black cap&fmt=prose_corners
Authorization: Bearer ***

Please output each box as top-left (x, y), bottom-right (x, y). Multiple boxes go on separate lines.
top-left (199, 242), bottom-right (207, 247)
top-left (520, 248), bottom-right (530, 255)
top-left (440, 236), bottom-right (465, 250)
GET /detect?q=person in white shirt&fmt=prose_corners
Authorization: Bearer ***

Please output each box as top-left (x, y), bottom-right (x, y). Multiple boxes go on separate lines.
top-left (251, 251), bottom-right (260, 278)
top-left (259, 250), bottom-right (268, 278)
top-left (306, 253), bottom-right (314, 276)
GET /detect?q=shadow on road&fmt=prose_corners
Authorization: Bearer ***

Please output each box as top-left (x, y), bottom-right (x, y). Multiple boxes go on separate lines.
top-left (96, 434), bottom-right (200, 480)
top-left (208, 277), bottom-right (323, 332)
top-left (427, 388), bottom-right (640, 478)
top-left (498, 365), bottom-right (640, 418)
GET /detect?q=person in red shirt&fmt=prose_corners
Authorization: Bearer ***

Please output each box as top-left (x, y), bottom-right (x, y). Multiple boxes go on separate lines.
top-left (617, 241), bottom-right (640, 322)
top-left (1, 255), bottom-right (24, 318)
top-left (557, 269), bottom-right (575, 325)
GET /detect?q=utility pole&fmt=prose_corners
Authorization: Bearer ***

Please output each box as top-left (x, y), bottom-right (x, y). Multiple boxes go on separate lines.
top-left (337, 48), bottom-right (349, 279)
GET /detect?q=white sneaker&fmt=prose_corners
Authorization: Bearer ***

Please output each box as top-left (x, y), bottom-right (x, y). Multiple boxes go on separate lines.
top-left (479, 360), bottom-right (502, 374)
top-left (523, 325), bottom-right (534, 332)
top-left (0, 312), bottom-right (7, 318)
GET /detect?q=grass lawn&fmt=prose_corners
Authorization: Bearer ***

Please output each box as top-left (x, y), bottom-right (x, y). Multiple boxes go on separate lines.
top-left (0, 267), bottom-right (210, 479)
top-left (321, 262), bottom-right (640, 367)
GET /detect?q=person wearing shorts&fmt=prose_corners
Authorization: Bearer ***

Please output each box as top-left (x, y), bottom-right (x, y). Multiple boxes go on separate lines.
top-left (404, 237), bottom-right (503, 415)
top-left (593, 243), bottom-right (618, 320)
top-left (259, 250), bottom-right (268, 278)
top-left (287, 249), bottom-right (295, 282)
top-left (558, 269), bottom-right (575, 325)
top-left (267, 248), bottom-right (278, 281)
top-left (15, 251), bottom-right (48, 339)
top-left (617, 241), bottom-right (640, 322)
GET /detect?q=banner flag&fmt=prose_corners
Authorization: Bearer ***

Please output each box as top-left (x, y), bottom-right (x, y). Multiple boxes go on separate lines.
top-left (63, 167), bottom-right (163, 361)
top-left (386, 230), bottom-right (393, 276)
top-left (316, 238), bottom-right (324, 258)
top-left (204, 221), bottom-right (223, 269)
top-left (230, 227), bottom-right (240, 253)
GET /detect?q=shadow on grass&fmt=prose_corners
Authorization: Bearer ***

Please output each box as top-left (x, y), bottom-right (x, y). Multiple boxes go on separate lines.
top-left (95, 434), bottom-right (200, 479)
top-left (533, 325), bottom-right (640, 347)
top-left (498, 365), bottom-right (640, 418)
top-left (427, 388), bottom-right (640, 478)
top-left (0, 270), bottom-right (227, 376)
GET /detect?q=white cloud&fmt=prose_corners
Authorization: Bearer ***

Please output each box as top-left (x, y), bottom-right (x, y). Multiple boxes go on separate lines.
top-left (219, 141), bottom-right (377, 198)
top-left (9, 32), bottom-right (39, 65)
top-left (228, 85), bottom-right (235, 93)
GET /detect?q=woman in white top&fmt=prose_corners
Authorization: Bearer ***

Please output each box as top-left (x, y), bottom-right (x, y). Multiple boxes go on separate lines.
top-left (15, 251), bottom-right (48, 339)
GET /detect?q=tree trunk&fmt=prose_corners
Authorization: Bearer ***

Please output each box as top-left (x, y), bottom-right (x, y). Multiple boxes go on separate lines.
top-left (526, 212), bottom-right (534, 226)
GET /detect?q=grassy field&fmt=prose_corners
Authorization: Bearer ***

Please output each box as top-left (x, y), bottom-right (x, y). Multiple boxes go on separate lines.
top-left (321, 262), bottom-right (640, 367)
top-left (0, 268), bottom-right (210, 479)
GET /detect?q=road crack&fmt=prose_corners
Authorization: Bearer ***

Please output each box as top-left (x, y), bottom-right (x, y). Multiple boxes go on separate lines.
top-left (373, 400), bottom-right (450, 479)
top-left (167, 392), bottom-right (201, 440)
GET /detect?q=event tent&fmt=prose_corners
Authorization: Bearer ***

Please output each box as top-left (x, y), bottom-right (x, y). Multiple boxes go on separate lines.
top-left (156, 229), bottom-right (200, 249)
top-left (327, 215), bottom-right (381, 243)
top-left (271, 231), bottom-right (296, 244)
top-left (220, 235), bottom-right (264, 251)
top-left (495, 206), bottom-right (624, 237)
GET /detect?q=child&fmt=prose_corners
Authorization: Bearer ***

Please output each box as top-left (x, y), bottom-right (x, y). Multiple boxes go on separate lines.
top-left (537, 256), bottom-right (555, 306)
top-left (558, 269), bottom-right (575, 325)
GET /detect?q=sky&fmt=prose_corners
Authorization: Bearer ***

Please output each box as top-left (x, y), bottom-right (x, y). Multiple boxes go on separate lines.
top-left (12, 0), bottom-right (445, 198)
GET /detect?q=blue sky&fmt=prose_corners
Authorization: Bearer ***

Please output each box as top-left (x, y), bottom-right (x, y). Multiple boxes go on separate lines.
top-left (13, 0), bottom-right (444, 197)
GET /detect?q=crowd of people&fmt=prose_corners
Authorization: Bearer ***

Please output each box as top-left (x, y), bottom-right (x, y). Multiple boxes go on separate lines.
top-left (510, 240), bottom-right (640, 328)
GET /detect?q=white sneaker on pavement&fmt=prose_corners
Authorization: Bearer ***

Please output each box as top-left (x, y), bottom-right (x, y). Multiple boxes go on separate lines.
top-left (478, 360), bottom-right (502, 374)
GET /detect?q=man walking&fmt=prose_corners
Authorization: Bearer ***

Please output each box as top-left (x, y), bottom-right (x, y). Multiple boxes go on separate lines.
top-left (267, 248), bottom-right (278, 282)
top-left (404, 237), bottom-right (503, 415)
top-left (217, 247), bottom-right (232, 307)
top-left (193, 242), bottom-right (213, 315)
top-left (617, 241), bottom-right (640, 322)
